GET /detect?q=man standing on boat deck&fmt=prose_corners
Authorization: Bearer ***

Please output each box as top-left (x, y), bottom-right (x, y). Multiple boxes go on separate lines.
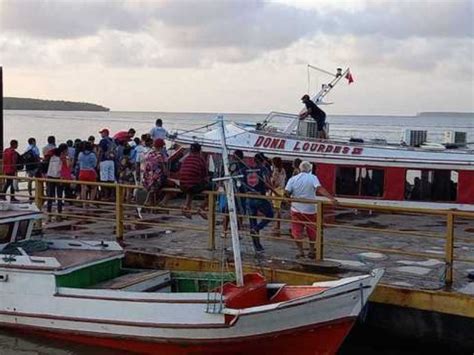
top-left (150, 119), bottom-right (168, 140)
top-left (299, 94), bottom-right (327, 139)
top-left (285, 161), bottom-right (336, 259)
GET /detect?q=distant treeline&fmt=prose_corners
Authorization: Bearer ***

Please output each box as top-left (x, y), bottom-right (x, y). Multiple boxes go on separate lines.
top-left (417, 112), bottom-right (473, 118)
top-left (3, 97), bottom-right (110, 111)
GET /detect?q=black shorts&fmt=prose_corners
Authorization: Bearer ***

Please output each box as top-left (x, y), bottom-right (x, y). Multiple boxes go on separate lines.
top-left (180, 182), bottom-right (209, 195)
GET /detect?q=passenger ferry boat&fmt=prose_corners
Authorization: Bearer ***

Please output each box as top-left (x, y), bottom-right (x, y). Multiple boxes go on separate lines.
top-left (170, 67), bottom-right (474, 211)
top-left (0, 120), bottom-right (383, 355)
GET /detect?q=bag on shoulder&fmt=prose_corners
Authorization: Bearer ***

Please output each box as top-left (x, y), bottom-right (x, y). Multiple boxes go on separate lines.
top-left (40, 151), bottom-right (54, 175)
top-left (15, 152), bottom-right (25, 171)
top-left (21, 150), bottom-right (40, 171)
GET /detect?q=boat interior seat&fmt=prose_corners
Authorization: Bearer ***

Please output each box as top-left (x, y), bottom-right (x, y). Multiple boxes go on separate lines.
top-left (269, 286), bottom-right (327, 303)
top-left (222, 273), bottom-right (268, 309)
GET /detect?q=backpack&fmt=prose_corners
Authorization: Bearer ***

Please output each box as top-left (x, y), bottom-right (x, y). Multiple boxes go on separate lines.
top-left (40, 150), bottom-right (54, 175)
top-left (21, 150), bottom-right (40, 171)
top-left (103, 138), bottom-right (117, 160)
top-left (15, 152), bottom-right (25, 171)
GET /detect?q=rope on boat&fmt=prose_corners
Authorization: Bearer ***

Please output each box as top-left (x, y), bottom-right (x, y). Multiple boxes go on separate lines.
top-left (171, 121), bottom-right (219, 139)
top-left (0, 240), bottom-right (49, 256)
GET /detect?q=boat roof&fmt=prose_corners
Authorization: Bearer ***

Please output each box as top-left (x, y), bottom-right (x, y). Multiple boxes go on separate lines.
top-left (0, 210), bottom-right (42, 221)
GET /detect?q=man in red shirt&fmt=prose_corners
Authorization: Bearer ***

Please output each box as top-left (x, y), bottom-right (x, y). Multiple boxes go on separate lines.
top-left (1, 140), bottom-right (19, 201)
top-left (113, 128), bottom-right (136, 144)
top-left (179, 143), bottom-right (209, 218)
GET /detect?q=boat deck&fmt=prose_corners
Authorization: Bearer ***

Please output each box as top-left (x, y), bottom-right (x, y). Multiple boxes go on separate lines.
top-left (31, 249), bottom-right (123, 270)
top-left (40, 199), bottom-right (474, 296)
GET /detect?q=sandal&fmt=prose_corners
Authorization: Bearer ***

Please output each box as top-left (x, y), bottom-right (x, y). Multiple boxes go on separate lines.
top-left (197, 208), bottom-right (208, 220)
top-left (181, 207), bottom-right (193, 219)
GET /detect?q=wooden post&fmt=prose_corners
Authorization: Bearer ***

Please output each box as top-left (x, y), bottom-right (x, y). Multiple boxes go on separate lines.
top-left (315, 201), bottom-right (324, 260)
top-left (34, 178), bottom-right (43, 229)
top-left (34, 178), bottom-right (44, 210)
top-left (445, 212), bottom-right (454, 287)
top-left (115, 184), bottom-right (124, 242)
top-left (207, 192), bottom-right (216, 250)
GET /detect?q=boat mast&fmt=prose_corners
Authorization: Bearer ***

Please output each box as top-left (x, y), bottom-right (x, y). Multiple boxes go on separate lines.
top-left (216, 115), bottom-right (244, 287)
top-left (307, 65), bottom-right (350, 104)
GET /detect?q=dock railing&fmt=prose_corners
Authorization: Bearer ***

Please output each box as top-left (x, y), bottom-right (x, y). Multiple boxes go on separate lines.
top-left (1, 174), bottom-right (473, 288)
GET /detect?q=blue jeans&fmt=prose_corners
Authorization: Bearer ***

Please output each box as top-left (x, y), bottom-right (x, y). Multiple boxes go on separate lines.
top-left (247, 198), bottom-right (273, 233)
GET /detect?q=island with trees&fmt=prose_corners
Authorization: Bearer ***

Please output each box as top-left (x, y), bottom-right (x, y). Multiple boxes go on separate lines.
top-left (4, 97), bottom-right (110, 111)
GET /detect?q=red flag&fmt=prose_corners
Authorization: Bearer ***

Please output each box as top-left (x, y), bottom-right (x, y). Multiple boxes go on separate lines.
top-left (345, 70), bottom-right (354, 84)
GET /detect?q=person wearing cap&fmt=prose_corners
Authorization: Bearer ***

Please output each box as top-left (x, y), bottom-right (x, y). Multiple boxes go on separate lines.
top-left (285, 161), bottom-right (337, 259)
top-left (299, 94), bottom-right (327, 139)
top-left (179, 143), bottom-right (209, 218)
top-left (98, 128), bottom-right (116, 199)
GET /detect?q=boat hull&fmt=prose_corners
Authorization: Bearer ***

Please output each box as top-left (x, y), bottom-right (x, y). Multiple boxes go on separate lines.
top-left (3, 317), bottom-right (355, 355)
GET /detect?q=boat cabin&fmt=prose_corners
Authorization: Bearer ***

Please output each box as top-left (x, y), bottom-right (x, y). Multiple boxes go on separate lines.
top-left (170, 115), bottom-right (474, 209)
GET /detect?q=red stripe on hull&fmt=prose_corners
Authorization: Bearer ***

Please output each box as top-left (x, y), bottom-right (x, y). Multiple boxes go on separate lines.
top-left (3, 318), bottom-right (355, 355)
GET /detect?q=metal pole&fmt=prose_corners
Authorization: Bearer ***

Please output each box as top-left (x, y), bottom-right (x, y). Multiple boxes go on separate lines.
top-left (217, 115), bottom-right (244, 287)
top-left (0, 66), bottom-right (3, 158)
top-left (207, 191), bottom-right (216, 250)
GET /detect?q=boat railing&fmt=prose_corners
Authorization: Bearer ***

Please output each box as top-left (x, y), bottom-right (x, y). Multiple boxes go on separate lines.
top-left (0, 174), bottom-right (472, 290)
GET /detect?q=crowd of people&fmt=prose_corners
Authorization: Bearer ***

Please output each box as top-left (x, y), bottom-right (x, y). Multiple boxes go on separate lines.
top-left (217, 151), bottom-right (337, 257)
top-left (1, 119), bottom-right (169, 211)
top-left (1, 115), bottom-right (337, 258)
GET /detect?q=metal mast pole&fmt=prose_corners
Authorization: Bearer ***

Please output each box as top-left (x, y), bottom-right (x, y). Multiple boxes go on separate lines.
top-left (217, 115), bottom-right (244, 287)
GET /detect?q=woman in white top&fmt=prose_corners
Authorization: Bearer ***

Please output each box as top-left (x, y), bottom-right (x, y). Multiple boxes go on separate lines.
top-left (46, 143), bottom-right (69, 217)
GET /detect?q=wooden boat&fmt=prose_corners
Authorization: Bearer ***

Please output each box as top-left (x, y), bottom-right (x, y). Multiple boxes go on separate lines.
top-left (0, 119), bottom-right (383, 354)
top-left (170, 67), bottom-right (474, 210)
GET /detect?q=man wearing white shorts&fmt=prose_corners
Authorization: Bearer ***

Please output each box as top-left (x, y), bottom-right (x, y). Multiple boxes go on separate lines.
top-left (100, 159), bottom-right (115, 182)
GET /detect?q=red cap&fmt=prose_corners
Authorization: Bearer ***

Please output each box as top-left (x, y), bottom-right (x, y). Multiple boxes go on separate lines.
top-left (99, 128), bottom-right (109, 135)
top-left (154, 138), bottom-right (165, 148)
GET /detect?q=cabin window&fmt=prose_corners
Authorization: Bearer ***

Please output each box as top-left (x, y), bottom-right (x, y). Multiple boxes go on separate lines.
top-left (15, 220), bottom-right (30, 242)
top-left (0, 222), bottom-right (14, 244)
top-left (335, 167), bottom-right (385, 197)
top-left (405, 170), bottom-right (458, 202)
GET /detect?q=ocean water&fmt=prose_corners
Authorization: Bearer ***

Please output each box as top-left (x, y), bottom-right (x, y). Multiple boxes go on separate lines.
top-left (3, 110), bottom-right (473, 151)
top-left (0, 109), bottom-right (472, 354)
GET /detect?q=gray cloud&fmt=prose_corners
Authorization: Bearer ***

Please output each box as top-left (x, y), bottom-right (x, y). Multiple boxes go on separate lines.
top-left (0, 0), bottom-right (149, 38)
top-left (0, 0), bottom-right (472, 72)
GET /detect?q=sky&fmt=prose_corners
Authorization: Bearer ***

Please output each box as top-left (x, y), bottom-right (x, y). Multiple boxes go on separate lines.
top-left (0, 0), bottom-right (473, 115)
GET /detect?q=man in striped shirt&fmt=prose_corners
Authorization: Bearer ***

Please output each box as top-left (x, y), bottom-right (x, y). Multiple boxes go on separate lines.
top-left (179, 143), bottom-right (209, 218)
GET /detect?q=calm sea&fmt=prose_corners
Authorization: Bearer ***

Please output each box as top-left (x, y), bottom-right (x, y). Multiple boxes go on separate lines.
top-left (3, 110), bottom-right (474, 151)
top-left (0, 109), bottom-right (472, 354)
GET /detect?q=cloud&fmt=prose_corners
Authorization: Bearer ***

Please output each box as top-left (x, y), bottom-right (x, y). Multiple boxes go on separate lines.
top-left (332, 0), bottom-right (473, 39)
top-left (0, 0), bottom-right (472, 74)
top-left (0, 0), bottom-right (150, 38)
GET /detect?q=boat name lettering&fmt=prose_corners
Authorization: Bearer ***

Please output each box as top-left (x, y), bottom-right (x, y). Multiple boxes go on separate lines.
top-left (254, 136), bottom-right (363, 155)
top-left (254, 136), bottom-right (286, 149)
